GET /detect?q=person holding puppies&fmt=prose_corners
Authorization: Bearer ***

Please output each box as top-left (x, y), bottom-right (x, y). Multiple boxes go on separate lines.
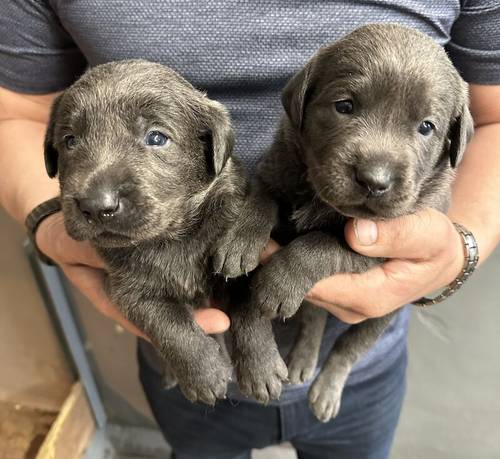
top-left (1, 1), bottom-right (499, 458)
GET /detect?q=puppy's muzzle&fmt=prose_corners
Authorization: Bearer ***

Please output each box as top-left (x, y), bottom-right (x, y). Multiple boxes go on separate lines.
top-left (354, 160), bottom-right (394, 197)
top-left (76, 189), bottom-right (122, 224)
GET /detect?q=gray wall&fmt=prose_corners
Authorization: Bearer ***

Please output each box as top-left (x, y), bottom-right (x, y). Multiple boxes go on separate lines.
top-left (392, 248), bottom-right (500, 458)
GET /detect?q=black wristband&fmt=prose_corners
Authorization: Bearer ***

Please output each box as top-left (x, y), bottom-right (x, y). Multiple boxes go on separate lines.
top-left (25, 197), bottom-right (62, 265)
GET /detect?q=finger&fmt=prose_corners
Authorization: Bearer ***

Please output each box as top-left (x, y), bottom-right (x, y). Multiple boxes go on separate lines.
top-left (36, 212), bottom-right (106, 268)
top-left (193, 308), bottom-right (230, 334)
top-left (307, 260), bottom-right (431, 317)
top-left (63, 264), bottom-right (149, 339)
top-left (345, 208), bottom-right (458, 260)
top-left (307, 298), bottom-right (368, 324)
top-left (59, 237), bottom-right (106, 268)
top-left (259, 238), bottom-right (281, 264)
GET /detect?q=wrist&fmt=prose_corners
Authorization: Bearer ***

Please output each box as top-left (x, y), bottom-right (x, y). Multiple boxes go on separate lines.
top-left (25, 198), bottom-right (62, 264)
top-left (447, 219), bottom-right (467, 283)
top-left (414, 221), bottom-right (479, 307)
top-left (19, 189), bottom-right (59, 224)
top-left (447, 213), bottom-right (489, 268)
top-left (35, 211), bottom-right (63, 259)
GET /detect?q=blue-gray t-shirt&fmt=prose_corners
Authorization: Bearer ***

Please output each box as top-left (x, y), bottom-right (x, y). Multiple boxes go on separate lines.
top-left (2, 0), bottom-right (499, 404)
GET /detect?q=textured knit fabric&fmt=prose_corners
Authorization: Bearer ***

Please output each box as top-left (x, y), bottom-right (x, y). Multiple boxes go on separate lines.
top-left (1, 0), bottom-right (499, 405)
top-left (1, 1), bottom-right (500, 171)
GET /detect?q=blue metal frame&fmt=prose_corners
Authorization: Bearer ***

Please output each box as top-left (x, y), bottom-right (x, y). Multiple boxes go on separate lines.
top-left (25, 240), bottom-right (107, 428)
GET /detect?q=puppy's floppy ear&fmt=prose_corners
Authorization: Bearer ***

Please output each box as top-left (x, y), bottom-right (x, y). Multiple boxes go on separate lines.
top-left (201, 100), bottom-right (235, 175)
top-left (447, 102), bottom-right (474, 168)
top-left (282, 59), bottom-right (314, 130)
top-left (44, 94), bottom-right (63, 178)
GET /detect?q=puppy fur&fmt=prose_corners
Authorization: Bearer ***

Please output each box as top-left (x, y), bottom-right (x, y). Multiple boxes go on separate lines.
top-left (44, 60), bottom-right (287, 405)
top-left (226, 24), bottom-right (474, 421)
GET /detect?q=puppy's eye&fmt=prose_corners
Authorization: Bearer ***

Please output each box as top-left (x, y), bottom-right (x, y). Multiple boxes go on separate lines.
top-left (418, 121), bottom-right (435, 136)
top-left (145, 130), bottom-right (170, 147)
top-left (335, 99), bottom-right (354, 114)
top-left (65, 135), bottom-right (77, 149)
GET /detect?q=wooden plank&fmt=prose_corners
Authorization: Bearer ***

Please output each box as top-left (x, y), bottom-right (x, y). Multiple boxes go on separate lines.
top-left (36, 382), bottom-right (95, 459)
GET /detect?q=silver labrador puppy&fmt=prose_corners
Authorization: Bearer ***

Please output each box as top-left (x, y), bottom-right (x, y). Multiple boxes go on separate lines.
top-left (43, 60), bottom-right (286, 405)
top-left (221, 24), bottom-right (474, 421)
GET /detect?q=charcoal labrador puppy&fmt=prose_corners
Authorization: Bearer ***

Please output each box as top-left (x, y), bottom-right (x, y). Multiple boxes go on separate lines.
top-left (44, 60), bottom-right (287, 405)
top-left (221, 24), bottom-right (474, 421)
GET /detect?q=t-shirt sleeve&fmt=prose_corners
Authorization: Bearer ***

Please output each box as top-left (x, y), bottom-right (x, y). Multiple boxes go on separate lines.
top-left (0, 0), bottom-right (87, 94)
top-left (446, 0), bottom-right (500, 85)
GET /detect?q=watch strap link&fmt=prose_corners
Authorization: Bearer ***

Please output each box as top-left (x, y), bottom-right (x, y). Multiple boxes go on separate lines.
top-left (413, 222), bottom-right (479, 307)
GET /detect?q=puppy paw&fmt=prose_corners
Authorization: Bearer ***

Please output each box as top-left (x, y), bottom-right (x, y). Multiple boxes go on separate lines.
top-left (175, 339), bottom-right (232, 405)
top-left (287, 351), bottom-right (317, 385)
top-left (252, 257), bottom-right (305, 319)
top-left (308, 375), bottom-right (345, 423)
top-left (213, 227), bottom-right (268, 279)
top-left (235, 348), bottom-right (288, 404)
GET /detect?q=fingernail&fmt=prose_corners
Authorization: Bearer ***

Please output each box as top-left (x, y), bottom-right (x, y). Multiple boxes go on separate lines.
top-left (354, 219), bottom-right (378, 245)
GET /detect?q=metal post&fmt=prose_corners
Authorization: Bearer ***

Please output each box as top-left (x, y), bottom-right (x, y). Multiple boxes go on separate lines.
top-left (25, 241), bottom-right (107, 428)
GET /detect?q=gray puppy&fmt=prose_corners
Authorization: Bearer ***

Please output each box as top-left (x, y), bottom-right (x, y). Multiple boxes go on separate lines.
top-left (226, 24), bottom-right (473, 421)
top-left (44, 60), bottom-right (286, 405)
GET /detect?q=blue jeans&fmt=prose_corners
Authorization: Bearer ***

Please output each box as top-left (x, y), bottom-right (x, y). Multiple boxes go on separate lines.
top-left (138, 346), bottom-right (407, 459)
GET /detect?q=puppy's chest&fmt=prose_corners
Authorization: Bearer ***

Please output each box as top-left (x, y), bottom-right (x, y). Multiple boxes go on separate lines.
top-left (100, 240), bottom-right (213, 304)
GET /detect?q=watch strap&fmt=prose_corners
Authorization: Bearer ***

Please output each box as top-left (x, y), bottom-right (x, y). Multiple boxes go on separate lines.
top-left (25, 197), bottom-right (62, 265)
top-left (413, 222), bottom-right (479, 307)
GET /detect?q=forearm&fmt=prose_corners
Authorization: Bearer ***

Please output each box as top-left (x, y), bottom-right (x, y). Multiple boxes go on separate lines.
top-left (448, 122), bottom-right (500, 264)
top-left (0, 119), bottom-right (58, 224)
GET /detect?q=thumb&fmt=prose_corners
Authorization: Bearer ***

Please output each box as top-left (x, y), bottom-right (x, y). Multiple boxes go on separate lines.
top-left (345, 208), bottom-right (455, 260)
top-left (193, 308), bottom-right (230, 334)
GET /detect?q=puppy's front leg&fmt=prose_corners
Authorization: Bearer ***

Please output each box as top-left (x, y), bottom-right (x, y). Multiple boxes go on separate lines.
top-left (252, 231), bottom-right (378, 319)
top-left (120, 295), bottom-right (232, 405)
top-left (213, 181), bottom-right (278, 278)
top-left (309, 312), bottom-right (397, 422)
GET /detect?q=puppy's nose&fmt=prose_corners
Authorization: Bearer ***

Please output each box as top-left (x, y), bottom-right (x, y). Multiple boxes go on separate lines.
top-left (76, 191), bottom-right (121, 222)
top-left (355, 164), bottom-right (394, 196)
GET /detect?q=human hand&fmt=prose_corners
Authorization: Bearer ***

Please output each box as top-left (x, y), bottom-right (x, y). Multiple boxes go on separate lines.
top-left (261, 208), bottom-right (465, 324)
top-left (35, 212), bottom-right (230, 337)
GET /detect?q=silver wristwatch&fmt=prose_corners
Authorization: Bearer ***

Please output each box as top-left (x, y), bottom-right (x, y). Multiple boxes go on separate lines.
top-left (413, 222), bottom-right (479, 307)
